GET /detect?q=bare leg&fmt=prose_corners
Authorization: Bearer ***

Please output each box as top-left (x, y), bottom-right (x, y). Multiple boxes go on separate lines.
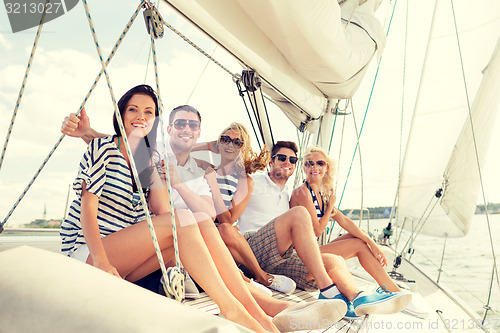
top-left (218, 223), bottom-right (274, 286)
top-left (273, 207), bottom-right (335, 289)
top-left (124, 247), bottom-right (174, 282)
top-left (245, 280), bottom-right (292, 316)
top-left (320, 236), bottom-right (401, 292)
top-left (194, 213), bottom-right (278, 332)
top-left (273, 207), bottom-right (363, 299)
top-left (94, 210), bottom-right (266, 333)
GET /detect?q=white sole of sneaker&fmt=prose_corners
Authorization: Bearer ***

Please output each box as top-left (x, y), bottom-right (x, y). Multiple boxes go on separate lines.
top-left (272, 299), bottom-right (347, 333)
top-left (355, 292), bottom-right (412, 316)
top-left (184, 292), bottom-right (201, 299)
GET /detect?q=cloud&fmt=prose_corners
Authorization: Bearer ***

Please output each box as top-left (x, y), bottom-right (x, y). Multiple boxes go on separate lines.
top-left (0, 34), bottom-right (11, 50)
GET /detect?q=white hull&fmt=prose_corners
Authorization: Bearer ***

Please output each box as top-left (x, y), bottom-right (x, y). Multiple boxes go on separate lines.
top-left (0, 246), bottom-right (251, 333)
top-left (0, 236), bottom-right (491, 332)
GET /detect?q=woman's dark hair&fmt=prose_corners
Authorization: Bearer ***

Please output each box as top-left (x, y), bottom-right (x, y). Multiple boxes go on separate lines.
top-left (113, 84), bottom-right (160, 190)
top-left (113, 84), bottom-right (160, 140)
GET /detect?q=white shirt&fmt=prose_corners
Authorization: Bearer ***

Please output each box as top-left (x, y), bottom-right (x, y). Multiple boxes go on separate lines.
top-left (238, 173), bottom-right (290, 234)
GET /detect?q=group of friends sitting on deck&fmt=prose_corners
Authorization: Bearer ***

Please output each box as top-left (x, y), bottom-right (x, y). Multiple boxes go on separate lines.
top-left (59, 85), bottom-right (412, 332)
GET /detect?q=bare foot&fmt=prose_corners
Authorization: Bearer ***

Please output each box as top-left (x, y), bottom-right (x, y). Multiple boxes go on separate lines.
top-left (246, 305), bottom-right (280, 332)
top-left (257, 273), bottom-right (274, 286)
top-left (222, 306), bottom-right (267, 333)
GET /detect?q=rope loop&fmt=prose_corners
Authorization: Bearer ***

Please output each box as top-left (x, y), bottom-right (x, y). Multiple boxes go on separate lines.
top-left (147, 10), bottom-right (185, 300)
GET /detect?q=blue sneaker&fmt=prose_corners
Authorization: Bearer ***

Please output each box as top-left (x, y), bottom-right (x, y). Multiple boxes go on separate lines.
top-left (319, 292), bottom-right (360, 320)
top-left (353, 286), bottom-right (412, 316)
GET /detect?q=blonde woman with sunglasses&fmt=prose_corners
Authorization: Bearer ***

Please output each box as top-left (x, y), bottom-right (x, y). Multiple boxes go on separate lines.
top-left (194, 123), bottom-right (297, 295)
top-left (290, 145), bottom-right (408, 318)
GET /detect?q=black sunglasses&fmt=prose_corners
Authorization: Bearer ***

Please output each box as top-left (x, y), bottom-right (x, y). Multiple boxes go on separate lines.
top-left (219, 135), bottom-right (244, 149)
top-left (172, 119), bottom-right (200, 130)
top-left (305, 160), bottom-right (327, 167)
top-left (272, 154), bottom-right (298, 164)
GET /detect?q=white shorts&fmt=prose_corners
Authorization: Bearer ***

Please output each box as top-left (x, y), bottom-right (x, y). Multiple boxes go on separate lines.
top-left (70, 245), bottom-right (90, 263)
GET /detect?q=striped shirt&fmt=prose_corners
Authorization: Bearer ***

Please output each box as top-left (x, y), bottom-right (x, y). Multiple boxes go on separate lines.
top-left (60, 136), bottom-right (148, 256)
top-left (216, 172), bottom-right (239, 208)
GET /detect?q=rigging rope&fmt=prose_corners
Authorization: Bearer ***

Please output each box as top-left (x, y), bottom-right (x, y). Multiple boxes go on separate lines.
top-left (0, 0), bottom-right (49, 172)
top-left (327, 99), bottom-right (349, 153)
top-left (159, 12), bottom-right (280, 150)
top-left (235, 78), bottom-right (263, 150)
top-left (186, 46), bottom-right (218, 104)
top-left (449, 0), bottom-right (500, 317)
top-left (388, 0), bottom-right (409, 227)
top-left (161, 20), bottom-right (235, 79)
top-left (142, 0), bottom-right (160, 83)
top-left (350, 101), bottom-right (365, 226)
top-left (245, 83), bottom-right (265, 142)
top-left (146, 7), bottom-right (184, 295)
top-left (82, 0), bottom-right (178, 300)
top-left (396, 192), bottom-right (441, 258)
top-left (323, 103), bottom-right (346, 242)
top-left (237, 70), bottom-right (276, 149)
top-left (259, 87), bottom-right (275, 147)
top-left (1, 1), bottom-right (145, 228)
top-left (415, 246), bottom-right (500, 315)
top-left (293, 129), bottom-right (312, 190)
top-left (333, 0), bottom-right (399, 213)
top-left (336, 113), bottom-right (347, 193)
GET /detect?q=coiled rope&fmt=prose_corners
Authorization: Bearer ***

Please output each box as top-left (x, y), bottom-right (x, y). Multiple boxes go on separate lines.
top-left (145, 2), bottom-right (184, 296)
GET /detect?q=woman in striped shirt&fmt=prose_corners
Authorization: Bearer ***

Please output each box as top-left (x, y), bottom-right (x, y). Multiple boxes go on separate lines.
top-left (200, 123), bottom-right (297, 294)
top-left (290, 145), bottom-right (403, 293)
top-left (60, 85), bottom-right (272, 332)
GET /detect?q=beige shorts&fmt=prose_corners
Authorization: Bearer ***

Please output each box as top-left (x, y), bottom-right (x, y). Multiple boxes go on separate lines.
top-left (70, 244), bottom-right (90, 263)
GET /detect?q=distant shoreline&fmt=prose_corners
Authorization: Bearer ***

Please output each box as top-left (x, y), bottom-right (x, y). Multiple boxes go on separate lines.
top-left (1, 228), bottom-right (60, 235)
top-left (3, 204), bottom-right (499, 230)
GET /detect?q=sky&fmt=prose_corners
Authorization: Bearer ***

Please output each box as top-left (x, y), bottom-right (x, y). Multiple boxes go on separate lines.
top-left (0, 0), bottom-right (499, 227)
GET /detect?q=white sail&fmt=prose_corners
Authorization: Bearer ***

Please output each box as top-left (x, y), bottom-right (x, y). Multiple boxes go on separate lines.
top-left (397, 0), bottom-right (500, 238)
top-left (439, 38), bottom-right (500, 235)
top-left (162, 0), bottom-right (385, 122)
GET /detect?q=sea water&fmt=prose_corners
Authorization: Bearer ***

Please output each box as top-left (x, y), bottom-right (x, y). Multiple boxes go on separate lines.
top-left (365, 214), bottom-right (500, 330)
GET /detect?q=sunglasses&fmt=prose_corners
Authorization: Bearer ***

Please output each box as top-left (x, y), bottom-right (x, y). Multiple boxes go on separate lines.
top-left (172, 119), bottom-right (200, 130)
top-left (219, 135), bottom-right (244, 149)
top-left (272, 154), bottom-right (298, 164)
top-left (305, 160), bottom-right (327, 167)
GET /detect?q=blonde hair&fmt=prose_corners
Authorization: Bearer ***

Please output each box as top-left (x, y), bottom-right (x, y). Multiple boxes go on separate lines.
top-left (303, 145), bottom-right (335, 203)
top-left (219, 122), bottom-right (270, 177)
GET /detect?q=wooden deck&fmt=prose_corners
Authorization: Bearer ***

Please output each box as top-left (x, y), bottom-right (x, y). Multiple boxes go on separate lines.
top-left (1, 230), bottom-right (493, 332)
top-left (185, 287), bottom-right (370, 332)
